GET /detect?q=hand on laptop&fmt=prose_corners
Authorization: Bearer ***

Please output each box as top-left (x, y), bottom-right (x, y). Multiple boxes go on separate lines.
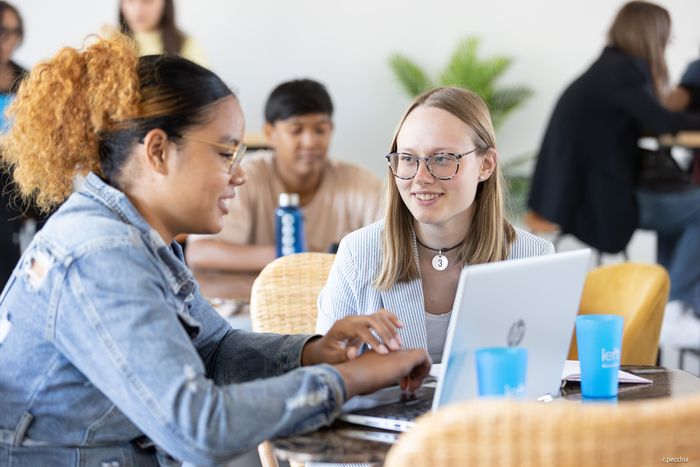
top-left (301, 309), bottom-right (403, 365)
top-left (334, 349), bottom-right (432, 398)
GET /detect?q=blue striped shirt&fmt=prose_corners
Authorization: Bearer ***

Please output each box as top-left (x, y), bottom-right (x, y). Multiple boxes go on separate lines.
top-left (317, 220), bottom-right (554, 351)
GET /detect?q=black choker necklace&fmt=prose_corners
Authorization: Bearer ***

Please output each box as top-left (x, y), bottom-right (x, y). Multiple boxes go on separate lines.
top-left (415, 236), bottom-right (462, 271)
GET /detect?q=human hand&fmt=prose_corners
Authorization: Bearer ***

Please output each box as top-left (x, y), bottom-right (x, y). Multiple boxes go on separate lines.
top-left (301, 309), bottom-right (403, 366)
top-left (334, 349), bottom-right (431, 398)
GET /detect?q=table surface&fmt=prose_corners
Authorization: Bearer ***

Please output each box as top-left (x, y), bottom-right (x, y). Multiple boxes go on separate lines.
top-left (272, 366), bottom-right (700, 464)
top-left (659, 130), bottom-right (700, 148)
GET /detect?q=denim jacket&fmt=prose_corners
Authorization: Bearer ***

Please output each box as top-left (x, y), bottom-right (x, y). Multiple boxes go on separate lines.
top-left (0, 173), bottom-right (347, 466)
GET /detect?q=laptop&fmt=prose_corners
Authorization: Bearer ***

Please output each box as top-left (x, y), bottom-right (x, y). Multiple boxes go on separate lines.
top-left (339, 249), bottom-right (591, 432)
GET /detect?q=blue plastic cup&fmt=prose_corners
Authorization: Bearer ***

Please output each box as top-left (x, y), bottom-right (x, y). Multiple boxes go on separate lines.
top-left (575, 314), bottom-right (624, 398)
top-left (475, 347), bottom-right (527, 398)
top-left (0, 94), bottom-right (14, 133)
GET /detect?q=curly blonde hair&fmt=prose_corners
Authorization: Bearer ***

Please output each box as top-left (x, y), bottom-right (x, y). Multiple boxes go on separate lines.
top-left (1, 34), bottom-right (140, 211)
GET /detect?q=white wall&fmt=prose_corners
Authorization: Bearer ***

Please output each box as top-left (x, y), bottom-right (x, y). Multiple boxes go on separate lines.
top-left (14, 0), bottom-right (700, 178)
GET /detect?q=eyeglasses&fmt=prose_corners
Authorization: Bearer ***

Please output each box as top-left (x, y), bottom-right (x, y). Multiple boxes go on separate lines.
top-left (0, 27), bottom-right (21, 43)
top-left (385, 148), bottom-right (481, 180)
top-left (178, 134), bottom-right (247, 174)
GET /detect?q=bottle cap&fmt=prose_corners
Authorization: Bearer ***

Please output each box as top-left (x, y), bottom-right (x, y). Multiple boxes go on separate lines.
top-left (279, 193), bottom-right (300, 207)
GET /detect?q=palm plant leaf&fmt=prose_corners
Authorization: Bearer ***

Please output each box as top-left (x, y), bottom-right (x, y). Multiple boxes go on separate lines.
top-left (490, 86), bottom-right (533, 128)
top-left (388, 54), bottom-right (433, 97)
top-left (438, 37), bottom-right (479, 88)
top-left (438, 38), bottom-right (512, 96)
top-left (387, 35), bottom-right (532, 132)
top-left (491, 86), bottom-right (533, 114)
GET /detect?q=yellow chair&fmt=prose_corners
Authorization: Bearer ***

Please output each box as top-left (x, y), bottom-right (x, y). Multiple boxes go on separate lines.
top-left (568, 262), bottom-right (670, 365)
top-left (384, 393), bottom-right (700, 467)
top-left (249, 252), bottom-right (336, 467)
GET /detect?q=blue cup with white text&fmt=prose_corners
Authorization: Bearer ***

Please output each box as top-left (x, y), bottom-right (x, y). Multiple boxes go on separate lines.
top-left (475, 347), bottom-right (527, 398)
top-left (576, 314), bottom-right (624, 398)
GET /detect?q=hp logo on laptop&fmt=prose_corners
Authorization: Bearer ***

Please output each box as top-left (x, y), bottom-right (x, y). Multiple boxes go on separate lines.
top-left (507, 319), bottom-right (525, 346)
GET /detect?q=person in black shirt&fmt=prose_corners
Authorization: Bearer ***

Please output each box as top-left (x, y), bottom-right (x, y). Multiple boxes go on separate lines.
top-left (528, 1), bottom-right (700, 350)
top-left (0, 1), bottom-right (45, 290)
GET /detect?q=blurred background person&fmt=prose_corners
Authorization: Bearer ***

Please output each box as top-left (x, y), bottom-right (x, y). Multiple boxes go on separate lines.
top-left (657, 49), bottom-right (700, 351)
top-left (665, 49), bottom-right (700, 114)
top-left (0, 0), bottom-right (46, 290)
top-left (119, 0), bottom-right (206, 65)
top-left (186, 78), bottom-right (383, 273)
top-left (528, 1), bottom-right (700, 351)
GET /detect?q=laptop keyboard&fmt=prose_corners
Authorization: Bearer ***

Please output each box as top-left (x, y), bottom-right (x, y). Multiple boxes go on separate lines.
top-left (352, 393), bottom-right (433, 421)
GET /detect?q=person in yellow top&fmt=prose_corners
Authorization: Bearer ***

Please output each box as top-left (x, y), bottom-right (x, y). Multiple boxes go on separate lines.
top-left (119, 0), bottom-right (207, 66)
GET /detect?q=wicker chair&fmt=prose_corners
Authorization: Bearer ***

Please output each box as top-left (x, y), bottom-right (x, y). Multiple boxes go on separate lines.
top-left (568, 262), bottom-right (670, 365)
top-left (384, 393), bottom-right (700, 467)
top-left (249, 252), bottom-right (336, 467)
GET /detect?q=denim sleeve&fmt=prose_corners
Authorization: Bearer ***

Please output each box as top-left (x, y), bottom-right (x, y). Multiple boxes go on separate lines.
top-left (52, 245), bottom-right (347, 466)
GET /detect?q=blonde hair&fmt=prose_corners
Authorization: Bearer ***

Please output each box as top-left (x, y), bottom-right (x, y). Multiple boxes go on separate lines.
top-left (608, 1), bottom-right (671, 96)
top-left (374, 87), bottom-right (515, 290)
top-left (1, 35), bottom-right (140, 211)
top-left (2, 33), bottom-right (234, 213)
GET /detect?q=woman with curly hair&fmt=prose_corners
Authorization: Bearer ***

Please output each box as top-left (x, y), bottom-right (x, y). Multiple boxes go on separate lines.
top-left (0, 35), bottom-right (429, 466)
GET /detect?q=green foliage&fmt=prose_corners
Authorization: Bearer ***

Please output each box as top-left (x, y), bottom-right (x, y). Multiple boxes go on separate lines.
top-left (388, 36), bottom-right (532, 130)
top-left (387, 55), bottom-right (433, 97)
top-left (502, 151), bottom-right (535, 221)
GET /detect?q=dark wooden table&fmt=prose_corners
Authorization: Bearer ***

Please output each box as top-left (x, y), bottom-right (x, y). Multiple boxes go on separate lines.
top-left (271, 366), bottom-right (700, 464)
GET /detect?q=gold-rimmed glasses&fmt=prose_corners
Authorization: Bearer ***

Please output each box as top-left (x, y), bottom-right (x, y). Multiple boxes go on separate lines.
top-left (179, 134), bottom-right (247, 174)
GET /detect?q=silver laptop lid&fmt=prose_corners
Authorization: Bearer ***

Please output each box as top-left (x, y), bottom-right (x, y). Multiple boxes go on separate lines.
top-left (433, 249), bottom-right (591, 409)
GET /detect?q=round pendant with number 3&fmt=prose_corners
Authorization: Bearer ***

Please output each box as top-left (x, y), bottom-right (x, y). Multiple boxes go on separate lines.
top-left (432, 254), bottom-right (448, 271)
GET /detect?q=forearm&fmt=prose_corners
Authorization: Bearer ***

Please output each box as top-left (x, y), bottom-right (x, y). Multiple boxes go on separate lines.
top-left (663, 87), bottom-right (691, 112)
top-left (186, 239), bottom-right (275, 272)
top-left (208, 329), bottom-right (317, 384)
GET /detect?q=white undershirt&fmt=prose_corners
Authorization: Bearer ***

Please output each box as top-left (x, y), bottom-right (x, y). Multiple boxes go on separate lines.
top-left (425, 310), bottom-right (452, 363)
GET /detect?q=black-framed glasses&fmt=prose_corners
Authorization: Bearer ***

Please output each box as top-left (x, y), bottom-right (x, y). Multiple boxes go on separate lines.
top-left (385, 148), bottom-right (481, 180)
top-left (179, 135), bottom-right (247, 174)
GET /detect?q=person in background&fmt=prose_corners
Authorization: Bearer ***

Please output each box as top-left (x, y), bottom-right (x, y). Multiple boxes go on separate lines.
top-left (0, 34), bottom-right (429, 466)
top-left (665, 51), bottom-right (700, 113)
top-left (0, 0), bottom-right (46, 290)
top-left (527, 1), bottom-right (700, 351)
top-left (658, 51), bottom-right (700, 350)
top-left (186, 79), bottom-right (383, 272)
top-left (316, 87), bottom-right (553, 364)
top-left (119, 0), bottom-right (207, 65)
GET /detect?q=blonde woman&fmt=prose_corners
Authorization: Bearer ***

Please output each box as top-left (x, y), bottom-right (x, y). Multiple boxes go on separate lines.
top-left (317, 87), bottom-right (553, 363)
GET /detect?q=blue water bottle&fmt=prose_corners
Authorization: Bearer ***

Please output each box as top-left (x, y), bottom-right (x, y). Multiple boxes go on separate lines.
top-left (275, 193), bottom-right (305, 257)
